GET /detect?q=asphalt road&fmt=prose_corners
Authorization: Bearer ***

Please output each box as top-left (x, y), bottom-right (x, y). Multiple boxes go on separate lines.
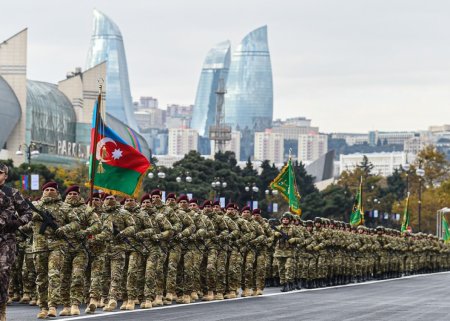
top-left (7, 272), bottom-right (450, 321)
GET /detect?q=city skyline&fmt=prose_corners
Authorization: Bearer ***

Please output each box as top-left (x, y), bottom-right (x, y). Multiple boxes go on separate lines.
top-left (1, 1), bottom-right (450, 133)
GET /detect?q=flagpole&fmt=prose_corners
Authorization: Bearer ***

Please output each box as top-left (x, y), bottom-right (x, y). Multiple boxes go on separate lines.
top-left (89, 80), bottom-right (103, 206)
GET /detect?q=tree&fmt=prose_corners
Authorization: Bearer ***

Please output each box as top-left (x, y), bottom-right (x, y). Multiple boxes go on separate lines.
top-left (415, 145), bottom-right (449, 187)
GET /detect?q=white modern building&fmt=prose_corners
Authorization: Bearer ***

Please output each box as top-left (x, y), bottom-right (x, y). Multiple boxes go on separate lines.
top-left (339, 152), bottom-right (414, 176)
top-left (168, 128), bottom-right (198, 156)
top-left (298, 134), bottom-right (328, 162)
top-left (254, 130), bottom-right (284, 164)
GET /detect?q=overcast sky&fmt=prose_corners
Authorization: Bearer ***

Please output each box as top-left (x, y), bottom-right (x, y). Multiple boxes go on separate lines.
top-left (2, 0), bottom-right (450, 133)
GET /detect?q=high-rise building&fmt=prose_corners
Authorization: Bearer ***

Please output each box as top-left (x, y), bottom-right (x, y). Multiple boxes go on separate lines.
top-left (166, 104), bottom-right (193, 129)
top-left (191, 41), bottom-right (231, 137)
top-left (298, 134), bottom-right (328, 162)
top-left (168, 128), bottom-right (198, 156)
top-left (224, 26), bottom-right (273, 132)
top-left (85, 9), bottom-right (138, 131)
top-left (339, 152), bottom-right (412, 177)
top-left (254, 130), bottom-right (284, 164)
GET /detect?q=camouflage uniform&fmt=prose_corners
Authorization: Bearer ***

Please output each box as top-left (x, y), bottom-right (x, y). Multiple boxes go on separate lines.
top-left (60, 196), bottom-right (100, 309)
top-left (101, 200), bottom-right (135, 311)
top-left (138, 202), bottom-right (172, 306)
top-left (0, 183), bottom-right (32, 311)
top-left (33, 194), bottom-right (80, 312)
top-left (250, 212), bottom-right (271, 294)
top-left (273, 216), bottom-right (302, 291)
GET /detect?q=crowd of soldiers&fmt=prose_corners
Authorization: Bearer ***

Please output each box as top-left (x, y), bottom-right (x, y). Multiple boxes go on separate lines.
top-left (4, 180), bottom-right (450, 320)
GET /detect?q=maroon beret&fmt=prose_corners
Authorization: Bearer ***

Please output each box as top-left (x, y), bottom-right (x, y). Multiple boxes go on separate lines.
top-left (42, 181), bottom-right (58, 191)
top-left (241, 206), bottom-right (251, 213)
top-left (166, 193), bottom-right (176, 200)
top-left (151, 189), bottom-right (162, 197)
top-left (226, 203), bottom-right (235, 210)
top-left (212, 200), bottom-right (221, 206)
top-left (65, 185), bottom-right (80, 195)
top-left (101, 193), bottom-right (112, 201)
top-left (119, 198), bottom-right (126, 205)
top-left (202, 200), bottom-right (212, 207)
top-left (141, 193), bottom-right (151, 203)
top-left (177, 195), bottom-right (189, 203)
top-left (189, 198), bottom-right (198, 204)
top-left (92, 192), bottom-right (101, 199)
top-left (252, 208), bottom-right (262, 215)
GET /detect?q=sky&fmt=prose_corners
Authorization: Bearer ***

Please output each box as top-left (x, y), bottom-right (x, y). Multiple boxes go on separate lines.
top-left (1, 0), bottom-right (450, 133)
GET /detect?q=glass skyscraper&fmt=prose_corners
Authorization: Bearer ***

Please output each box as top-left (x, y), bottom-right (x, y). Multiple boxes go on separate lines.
top-left (85, 9), bottom-right (138, 131)
top-left (224, 25), bottom-right (273, 132)
top-left (191, 41), bottom-right (231, 138)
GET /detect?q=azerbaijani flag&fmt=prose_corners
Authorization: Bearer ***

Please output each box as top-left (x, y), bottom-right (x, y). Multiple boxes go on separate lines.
top-left (21, 175), bottom-right (29, 191)
top-left (88, 94), bottom-right (150, 197)
top-left (350, 177), bottom-right (364, 227)
top-left (270, 157), bottom-right (301, 215)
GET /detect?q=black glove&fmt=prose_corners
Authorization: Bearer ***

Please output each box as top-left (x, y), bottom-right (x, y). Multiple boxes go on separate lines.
top-left (4, 220), bottom-right (22, 233)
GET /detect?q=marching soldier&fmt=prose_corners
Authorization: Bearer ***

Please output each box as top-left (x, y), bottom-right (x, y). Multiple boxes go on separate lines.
top-left (0, 163), bottom-right (33, 321)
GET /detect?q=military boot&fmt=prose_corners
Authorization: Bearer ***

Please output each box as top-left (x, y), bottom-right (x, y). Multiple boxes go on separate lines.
top-left (256, 288), bottom-right (264, 295)
top-left (48, 306), bottom-right (58, 317)
top-left (153, 295), bottom-right (164, 306)
top-left (190, 292), bottom-right (199, 301)
top-left (12, 293), bottom-right (20, 302)
top-left (70, 305), bottom-right (80, 316)
top-left (36, 308), bottom-right (48, 319)
top-left (214, 293), bottom-right (224, 300)
top-left (0, 303), bottom-right (6, 321)
top-left (19, 293), bottom-right (31, 304)
top-left (181, 294), bottom-right (191, 304)
top-left (295, 279), bottom-right (301, 290)
top-left (202, 291), bottom-right (214, 301)
top-left (98, 297), bottom-right (107, 308)
top-left (103, 299), bottom-right (117, 312)
top-left (228, 291), bottom-right (237, 299)
top-left (288, 282), bottom-right (295, 291)
top-left (164, 293), bottom-right (174, 305)
top-left (120, 300), bottom-right (127, 310)
top-left (6, 297), bottom-right (11, 306)
top-left (29, 297), bottom-right (37, 306)
top-left (280, 284), bottom-right (289, 292)
top-left (142, 299), bottom-right (152, 309)
top-left (125, 299), bottom-right (135, 310)
top-left (59, 306), bottom-right (70, 316)
top-left (85, 298), bottom-right (98, 314)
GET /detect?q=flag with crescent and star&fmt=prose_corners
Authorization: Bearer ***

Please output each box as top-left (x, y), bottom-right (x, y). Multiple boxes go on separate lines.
top-left (88, 96), bottom-right (150, 197)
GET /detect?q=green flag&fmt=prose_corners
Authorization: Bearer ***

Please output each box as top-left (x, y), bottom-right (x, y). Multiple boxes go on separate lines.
top-left (350, 177), bottom-right (364, 226)
top-left (400, 193), bottom-right (411, 233)
top-left (270, 158), bottom-right (301, 215)
top-left (443, 215), bottom-right (450, 243)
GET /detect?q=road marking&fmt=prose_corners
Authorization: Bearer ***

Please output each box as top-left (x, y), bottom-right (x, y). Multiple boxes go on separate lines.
top-left (61, 271), bottom-right (450, 320)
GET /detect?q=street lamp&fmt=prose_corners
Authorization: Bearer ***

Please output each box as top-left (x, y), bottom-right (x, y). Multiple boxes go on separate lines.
top-left (402, 163), bottom-right (411, 195)
top-left (147, 169), bottom-right (166, 189)
top-left (16, 143), bottom-right (40, 190)
top-left (211, 177), bottom-right (227, 200)
top-left (177, 171), bottom-right (192, 194)
top-left (416, 167), bottom-right (425, 231)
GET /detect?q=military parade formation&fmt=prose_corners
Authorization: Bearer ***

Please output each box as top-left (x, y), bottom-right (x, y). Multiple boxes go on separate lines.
top-left (1, 163), bottom-right (450, 320)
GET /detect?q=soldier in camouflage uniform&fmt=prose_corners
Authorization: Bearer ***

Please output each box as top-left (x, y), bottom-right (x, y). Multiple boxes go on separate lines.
top-left (240, 206), bottom-right (264, 297)
top-left (120, 197), bottom-right (144, 311)
top-left (266, 218), bottom-right (279, 287)
top-left (164, 193), bottom-right (195, 305)
top-left (0, 163), bottom-right (32, 321)
top-left (135, 191), bottom-right (173, 309)
top-left (225, 204), bottom-right (253, 298)
top-left (32, 181), bottom-right (80, 319)
top-left (18, 221), bottom-right (36, 305)
top-left (273, 212), bottom-right (303, 292)
top-left (101, 194), bottom-right (135, 312)
top-left (59, 185), bottom-right (100, 316)
top-left (84, 193), bottom-right (108, 314)
top-left (251, 208), bottom-right (271, 295)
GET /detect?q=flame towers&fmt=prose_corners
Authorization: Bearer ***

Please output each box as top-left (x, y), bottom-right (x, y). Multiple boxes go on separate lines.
top-left (224, 26), bottom-right (273, 132)
top-left (191, 41), bottom-right (231, 138)
top-left (85, 9), bottom-right (138, 131)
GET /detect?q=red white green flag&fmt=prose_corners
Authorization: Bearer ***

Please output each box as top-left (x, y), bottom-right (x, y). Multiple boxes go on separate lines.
top-left (89, 93), bottom-right (150, 197)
